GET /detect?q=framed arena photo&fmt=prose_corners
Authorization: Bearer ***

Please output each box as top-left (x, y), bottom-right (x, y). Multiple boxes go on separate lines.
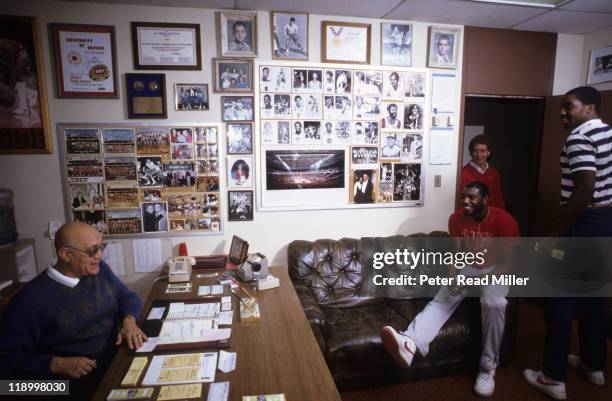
top-left (271, 12), bottom-right (308, 61)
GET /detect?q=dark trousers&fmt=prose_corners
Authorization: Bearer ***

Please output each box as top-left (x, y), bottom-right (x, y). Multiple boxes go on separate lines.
top-left (542, 207), bottom-right (612, 382)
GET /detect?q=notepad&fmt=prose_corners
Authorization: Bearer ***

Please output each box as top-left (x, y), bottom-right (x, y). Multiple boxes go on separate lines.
top-left (142, 353), bottom-right (217, 386)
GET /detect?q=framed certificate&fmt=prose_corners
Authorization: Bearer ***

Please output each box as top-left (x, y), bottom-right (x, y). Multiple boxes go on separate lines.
top-left (125, 73), bottom-right (167, 119)
top-left (322, 21), bottom-right (371, 64)
top-left (51, 23), bottom-right (118, 98)
top-left (131, 22), bottom-right (202, 70)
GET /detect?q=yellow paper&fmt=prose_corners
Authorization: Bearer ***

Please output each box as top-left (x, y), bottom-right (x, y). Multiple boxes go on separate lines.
top-left (158, 383), bottom-right (202, 400)
top-left (121, 356), bottom-right (148, 386)
top-left (162, 353), bottom-right (201, 369)
top-left (158, 367), bottom-right (199, 383)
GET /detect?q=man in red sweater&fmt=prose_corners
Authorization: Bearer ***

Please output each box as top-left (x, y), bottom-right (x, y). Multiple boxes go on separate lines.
top-left (381, 181), bottom-right (519, 397)
top-left (461, 135), bottom-right (506, 210)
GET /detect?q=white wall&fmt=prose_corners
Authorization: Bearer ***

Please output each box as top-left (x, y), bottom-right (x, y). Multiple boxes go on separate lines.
top-left (552, 33), bottom-right (584, 96)
top-left (0, 0), bottom-right (462, 297)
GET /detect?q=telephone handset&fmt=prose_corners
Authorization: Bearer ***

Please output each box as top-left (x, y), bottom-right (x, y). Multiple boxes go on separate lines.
top-left (167, 256), bottom-right (196, 282)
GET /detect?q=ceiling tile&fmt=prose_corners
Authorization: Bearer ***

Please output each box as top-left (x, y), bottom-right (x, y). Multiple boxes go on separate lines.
top-left (236, 0), bottom-right (403, 18)
top-left (514, 9), bottom-right (612, 34)
top-left (65, 0), bottom-right (235, 9)
top-left (559, 0), bottom-right (612, 13)
top-left (389, 0), bottom-right (547, 28)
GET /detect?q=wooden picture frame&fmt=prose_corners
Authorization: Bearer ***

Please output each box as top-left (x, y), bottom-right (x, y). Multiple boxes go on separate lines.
top-left (229, 235), bottom-right (249, 263)
top-left (219, 11), bottom-right (258, 57)
top-left (0, 15), bottom-right (52, 154)
top-left (131, 21), bottom-right (202, 70)
top-left (51, 23), bottom-right (118, 98)
top-left (322, 21), bottom-right (371, 65)
top-left (125, 73), bottom-right (167, 119)
top-left (221, 96), bottom-right (254, 122)
top-left (212, 57), bottom-right (254, 92)
top-left (271, 11), bottom-right (309, 61)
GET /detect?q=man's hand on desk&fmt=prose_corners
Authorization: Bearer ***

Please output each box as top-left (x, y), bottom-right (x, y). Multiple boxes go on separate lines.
top-left (116, 315), bottom-right (148, 350)
top-left (50, 356), bottom-right (97, 380)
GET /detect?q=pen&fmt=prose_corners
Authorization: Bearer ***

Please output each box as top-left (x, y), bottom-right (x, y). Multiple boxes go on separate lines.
top-left (228, 276), bottom-right (256, 299)
top-left (228, 288), bottom-right (256, 313)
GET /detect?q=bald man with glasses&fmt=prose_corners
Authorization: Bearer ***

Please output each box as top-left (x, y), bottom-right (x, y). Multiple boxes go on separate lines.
top-left (0, 222), bottom-right (145, 400)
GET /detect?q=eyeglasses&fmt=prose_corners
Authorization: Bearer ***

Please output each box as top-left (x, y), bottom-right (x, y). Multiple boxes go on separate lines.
top-left (64, 243), bottom-right (107, 258)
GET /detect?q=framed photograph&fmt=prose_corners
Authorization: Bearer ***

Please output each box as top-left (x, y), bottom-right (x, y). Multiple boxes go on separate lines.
top-left (222, 96), bottom-right (254, 122)
top-left (226, 123), bottom-right (253, 154)
top-left (428, 26), bottom-right (460, 69)
top-left (228, 190), bottom-right (254, 221)
top-left (351, 169), bottom-right (377, 204)
top-left (587, 45), bottom-right (612, 85)
top-left (322, 21), bottom-right (371, 64)
top-left (381, 23), bottom-right (412, 67)
top-left (142, 201), bottom-right (169, 232)
top-left (219, 11), bottom-right (257, 57)
top-left (0, 15), bottom-right (52, 154)
top-left (125, 73), bottom-right (167, 119)
top-left (271, 12), bottom-right (308, 60)
top-left (213, 57), bottom-right (253, 92)
top-left (265, 150), bottom-right (345, 190)
top-left (229, 235), bottom-right (249, 264)
top-left (174, 84), bottom-right (209, 111)
top-left (227, 155), bottom-right (254, 188)
top-left (131, 22), bottom-right (201, 70)
top-left (393, 163), bottom-right (421, 201)
top-left (51, 23), bottom-right (118, 98)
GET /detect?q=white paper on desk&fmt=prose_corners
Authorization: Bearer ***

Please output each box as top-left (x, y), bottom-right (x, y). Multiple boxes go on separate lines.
top-left (217, 351), bottom-right (236, 373)
top-left (211, 285), bottom-right (224, 295)
top-left (136, 337), bottom-right (160, 353)
top-left (198, 285), bottom-right (211, 296)
top-left (207, 381), bottom-right (229, 401)
top-left (221, 303), bottom-right (232, 312)
top-left (158, 319), bottom-right (214, 344)
top-left (429, 128), bottom-right (454, 165)
top-left (102, 243), bottom-right (126, 276)
top-left (218, 311), bottom-right (233, 326)
top-left (147, 307), bottom-right (165, 320)
top-left (201, 328), bottom-right (231, 342)
top-left (133, 239), bottom-right (163, 273)
top-left (221, 296), bottom-right (231, 304)
top-left (142, 352), bottom-right (217, 385)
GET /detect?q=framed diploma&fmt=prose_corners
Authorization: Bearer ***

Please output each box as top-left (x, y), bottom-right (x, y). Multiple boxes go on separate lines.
top-left (51, 23), bottom-right (118, 98)
top-left (125, 73), bottom-right (167, 119)
top-left (131, 22), bottom-right (202, 70)
top-left (322, 21), bottom-right (371, 64)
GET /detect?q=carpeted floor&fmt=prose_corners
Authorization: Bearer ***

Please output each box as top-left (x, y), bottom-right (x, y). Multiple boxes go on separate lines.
top-left (341, 302), bottom-right (612, 401)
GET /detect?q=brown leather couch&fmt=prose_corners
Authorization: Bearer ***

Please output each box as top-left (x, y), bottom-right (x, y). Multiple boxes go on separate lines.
top-left (288, 233), bottom-right (518, 390)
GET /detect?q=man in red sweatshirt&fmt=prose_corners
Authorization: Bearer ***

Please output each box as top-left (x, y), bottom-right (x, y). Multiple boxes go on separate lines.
top-left (461, 135), bottom-right (506, 210)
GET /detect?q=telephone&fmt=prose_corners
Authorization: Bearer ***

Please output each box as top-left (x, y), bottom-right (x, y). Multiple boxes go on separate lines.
top-left (236, 253), bottom-right (269, 281)
top-left (167, 256), bottom-right (196, 283)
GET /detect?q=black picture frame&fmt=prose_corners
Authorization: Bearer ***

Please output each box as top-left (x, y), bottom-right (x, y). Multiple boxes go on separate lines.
top-left (125, 73), bottom-right (167, 119)
top-left (228, 190), bottom-right (254, 221)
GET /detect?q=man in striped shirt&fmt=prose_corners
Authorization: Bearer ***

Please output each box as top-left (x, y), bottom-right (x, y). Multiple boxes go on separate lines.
top-left (524, 86), bottom-right (610, 400)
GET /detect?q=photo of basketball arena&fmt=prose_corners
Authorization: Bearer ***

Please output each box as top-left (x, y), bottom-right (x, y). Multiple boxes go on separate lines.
top-left (266, 150), bottom-right (344, 190)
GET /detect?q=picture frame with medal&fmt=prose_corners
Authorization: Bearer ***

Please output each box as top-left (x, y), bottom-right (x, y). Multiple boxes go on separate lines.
top-left (125, 73), bottom-right (167, 119)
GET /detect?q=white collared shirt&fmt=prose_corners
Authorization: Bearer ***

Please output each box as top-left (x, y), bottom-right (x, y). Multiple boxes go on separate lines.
top-left (469, 160), bottom-right (489, 174)
top-left (47, 264), bottom-right (80, 288)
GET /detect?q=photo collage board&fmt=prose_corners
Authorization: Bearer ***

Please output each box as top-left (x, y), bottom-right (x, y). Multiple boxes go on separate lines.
top-left (59, 124), bottom-right (222, 236)
top-left (256, 62), bottom-right (427, 207)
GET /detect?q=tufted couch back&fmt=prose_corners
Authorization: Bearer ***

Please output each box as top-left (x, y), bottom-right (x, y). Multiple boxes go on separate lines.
top-left (288, 233), bottom-right (449, 307)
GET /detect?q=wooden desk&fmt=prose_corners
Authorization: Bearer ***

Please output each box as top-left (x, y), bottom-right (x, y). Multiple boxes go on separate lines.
top-left (92, 267), bottom-right (341, 401)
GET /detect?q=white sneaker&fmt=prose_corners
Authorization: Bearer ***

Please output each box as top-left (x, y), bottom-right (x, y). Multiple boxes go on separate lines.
top-left (380, 326), bottom-right (416, 368)
top-left (474, 369), bottom-right (495, 397)
top-left (523, 369), bottom-right (566, 400)
top-left (568, 354), bottom-right (605, 385)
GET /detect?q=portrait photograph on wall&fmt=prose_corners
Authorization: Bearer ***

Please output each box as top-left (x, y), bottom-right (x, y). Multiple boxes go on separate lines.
top-left (213, 57), bottom-right (254, 92)
top-left (427, 26), bottom-right (460, 69)
top-left (0, 15), bottom-right (52, 153)
top-left (381, 23), bottom-right (412, 67)
top-left (271, 12), bottom-right (308, 60)
top-left (227, 155), bottom-right (254, 189)
top-left (219, 11), bottom-right (257, 57)
top-left (351, 169), bottom-right (377, 204)
top-left (266, 150), bottom-right (345, 190)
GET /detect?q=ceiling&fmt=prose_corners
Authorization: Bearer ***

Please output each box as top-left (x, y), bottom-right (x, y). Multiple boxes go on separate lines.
top-left (66, 0), bottom-right (612, 34)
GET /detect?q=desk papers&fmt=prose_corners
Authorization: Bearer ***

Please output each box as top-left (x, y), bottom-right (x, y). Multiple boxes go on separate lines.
top-left (207, 382), bottom-right (229, 401)
top-left (218, 311), bottom-right (233, 326)
top-left (217, 350), bottom-right (236, 373)
top-left (120, 356), bottom-right (148, 386)
top-left (157, 383), bottom-right (202, 400)
top-left (243, 395), bottom-right (286, 401)
top-left (142, 353), bottom-right (217, 385)
top-left (107, 387), bottom-right (153, 400)
top-left (146, 307), bottom-right (165, 320)
top-left (136, 337), bottom-right (159, 353)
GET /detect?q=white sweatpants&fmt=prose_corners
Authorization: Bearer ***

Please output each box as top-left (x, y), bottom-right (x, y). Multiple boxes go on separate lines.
top-left (403, 266), bottom-right (509, 371)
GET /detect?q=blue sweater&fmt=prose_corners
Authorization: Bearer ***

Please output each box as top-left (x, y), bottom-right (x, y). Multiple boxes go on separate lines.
top-left (0, 261), bottom-right (142, 379)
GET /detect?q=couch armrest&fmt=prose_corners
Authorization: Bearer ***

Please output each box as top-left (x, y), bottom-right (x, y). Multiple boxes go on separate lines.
top-left (294, 284), bottom-right (327, 352)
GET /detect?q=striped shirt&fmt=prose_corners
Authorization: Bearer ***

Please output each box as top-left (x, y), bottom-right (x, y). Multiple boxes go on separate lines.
top-left (560, 118), bottom-right (612, 205)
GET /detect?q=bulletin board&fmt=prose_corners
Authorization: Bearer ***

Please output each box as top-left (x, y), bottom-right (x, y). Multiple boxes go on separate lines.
top-left (254, 61), bottom-right (428, 211)
top-left (57, 123), bottom-right (223, 237)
